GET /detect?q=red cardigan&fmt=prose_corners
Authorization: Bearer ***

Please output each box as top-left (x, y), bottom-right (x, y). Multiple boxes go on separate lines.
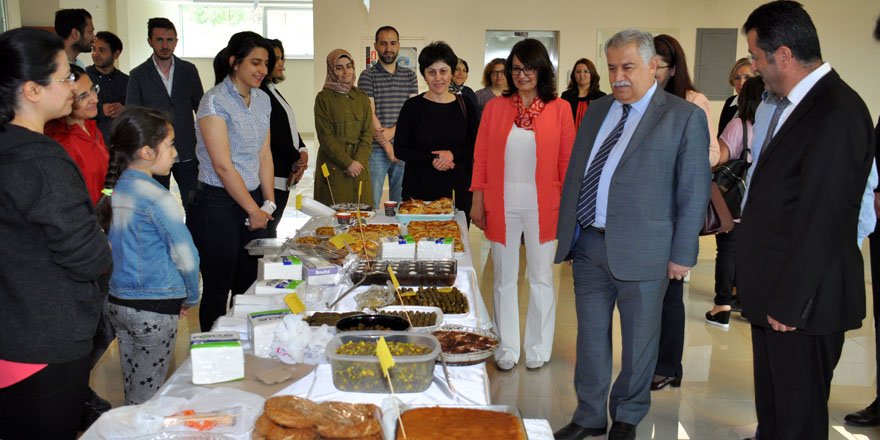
top-left (45, 119), bottom-right (109, 206)
top-left (470, 96), bottom-right (575, 245)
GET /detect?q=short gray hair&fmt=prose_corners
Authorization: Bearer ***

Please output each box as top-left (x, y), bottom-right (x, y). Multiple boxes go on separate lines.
top-left (604, 29), bottom-right (655, 65)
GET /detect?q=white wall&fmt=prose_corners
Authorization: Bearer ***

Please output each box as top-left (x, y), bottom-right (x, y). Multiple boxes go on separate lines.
top-left (5, 0), bottom-right (22, 29)
top-left (315, 0), bottom-right (880, 122)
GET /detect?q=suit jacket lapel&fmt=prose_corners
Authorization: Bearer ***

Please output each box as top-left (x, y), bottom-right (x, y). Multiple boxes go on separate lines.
top-left (755, 69), bottom-right (838, 176)
top-left (144, 56), bottom-right (171, 98)
top-left (618, 89), bottom-right (667, 166)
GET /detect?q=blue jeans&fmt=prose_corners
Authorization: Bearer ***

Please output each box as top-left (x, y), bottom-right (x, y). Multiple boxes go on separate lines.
top-left (368, 148), bottom-right (404, 209)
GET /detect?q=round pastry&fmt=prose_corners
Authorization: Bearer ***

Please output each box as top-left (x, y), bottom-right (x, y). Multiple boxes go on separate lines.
top-left (264, 395), bottom-right (322, 429)
top-left (314, 402), bottom-right (381, 438)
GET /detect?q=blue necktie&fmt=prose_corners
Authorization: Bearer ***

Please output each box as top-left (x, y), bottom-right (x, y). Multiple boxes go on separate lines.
top-left (576, 104), bottom-right (631, 229)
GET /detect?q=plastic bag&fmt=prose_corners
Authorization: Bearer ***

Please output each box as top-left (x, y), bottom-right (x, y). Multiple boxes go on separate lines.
top-left (270, 314), bottom-right (335, 364)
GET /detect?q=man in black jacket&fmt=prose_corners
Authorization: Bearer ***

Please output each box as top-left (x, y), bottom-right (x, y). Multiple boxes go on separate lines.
top-left (737, 2), bottom-right (875, 439)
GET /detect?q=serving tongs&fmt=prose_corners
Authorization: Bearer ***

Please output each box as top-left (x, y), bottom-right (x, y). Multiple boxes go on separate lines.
top-left (325, 276), bottom-right (366, 309)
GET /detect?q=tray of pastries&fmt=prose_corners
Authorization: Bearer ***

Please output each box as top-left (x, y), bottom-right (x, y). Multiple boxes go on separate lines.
top-left (432, 324), bottom-right (499, 366)
top-left (254, 395), bottom-right (383, 440)
top-left (393, 404), bottom-right (527, 440)
top-left (349, 260), bottom-right (458, 287)
top-left (396, 197), bottom-right (456, 224)
top-left (405, 220), bottom-right (464, 253)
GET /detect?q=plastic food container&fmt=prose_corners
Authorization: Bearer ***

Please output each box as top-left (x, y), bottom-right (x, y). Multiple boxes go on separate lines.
top-left (335, 314), bottom-right (411, 332)
top-left (325, 331), bottom-right (439, 393)
top-left (244, 238), bottom-right (287, 256)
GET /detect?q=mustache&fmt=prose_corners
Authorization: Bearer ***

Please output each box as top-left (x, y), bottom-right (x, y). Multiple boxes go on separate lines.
top-left (612, 80), bottom-right (631, 88)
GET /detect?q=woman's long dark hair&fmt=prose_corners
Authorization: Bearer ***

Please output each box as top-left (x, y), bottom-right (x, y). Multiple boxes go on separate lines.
top-left (502, 38), bottom-right (557, 102)
top-left (654, 34), bottom-right (697, 99)
top-left (566, 58), bottom-right (601, 95)
top-left (0, 28), bottom-right (65, 125)
top-left (95, 107), bottom-right (173, 232)
top-left (212, 31), bottom-right (275, 85)
top-left (737, 76), bottom-right (765, 124)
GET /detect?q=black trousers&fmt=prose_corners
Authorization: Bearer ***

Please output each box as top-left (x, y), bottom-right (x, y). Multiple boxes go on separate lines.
top-left (153, 158), bottom-right (200, 216)
top-left (714, 224), bottom-right (739, 305)
top-left (751, 325), bottom-right (844, 440)
top-left (0, 355), bottom-right (91, 439)
top-left (871, 231), bottom-right (880, 398)
top-left (187, 183), bottom-right (267, 332)
top-left (267, 187), bottom-right (290, 239)
top-left (654, 279), bottom-right (684, 378)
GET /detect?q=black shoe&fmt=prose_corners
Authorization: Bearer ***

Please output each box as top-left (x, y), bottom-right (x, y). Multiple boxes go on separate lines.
top-left (650, 375), bottom-right (681, 390)
top-left (845, 400), bottom-right (880, 426)
top-left (608, 421), bottom-right (636, 440)
top-left (80, 388), bottom-right (112, 431)
top-left (705, 310), bottom-right (731, 330)
top-left (553, 422), bottom-right (606, 439)
top-left (730, 297), bottom-right (742, 312)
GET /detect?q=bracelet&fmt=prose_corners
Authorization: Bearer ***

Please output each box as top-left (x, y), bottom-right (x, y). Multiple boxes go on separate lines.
top-left (262, 200), bottom-right (277, 215)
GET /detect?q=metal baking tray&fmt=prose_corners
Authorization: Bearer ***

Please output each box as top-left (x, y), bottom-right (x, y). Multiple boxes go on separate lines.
top-left (392, 404), bottom-right (528, 440)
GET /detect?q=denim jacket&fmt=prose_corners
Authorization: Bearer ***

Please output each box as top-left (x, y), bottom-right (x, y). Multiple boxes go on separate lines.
top-left (109, 169), bottom-right (200, 306)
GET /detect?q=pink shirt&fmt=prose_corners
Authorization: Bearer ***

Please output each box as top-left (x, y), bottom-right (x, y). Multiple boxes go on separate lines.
top-left (720, 116), bottom-right (754, 162)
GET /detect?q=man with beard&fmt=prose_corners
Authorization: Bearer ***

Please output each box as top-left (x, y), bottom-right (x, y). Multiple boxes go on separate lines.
top-left (126, 17), bottom-right (204, 214)
top-left (87, 31), bottom-right (129, 140)
top-left (357, 25), bottom-right (418, 209)
top-left (54, 8), bottom-right (95, 67)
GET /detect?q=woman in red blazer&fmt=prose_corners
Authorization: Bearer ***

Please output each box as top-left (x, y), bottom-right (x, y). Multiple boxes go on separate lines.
top-left (470, 39), bottom-right (575, 371)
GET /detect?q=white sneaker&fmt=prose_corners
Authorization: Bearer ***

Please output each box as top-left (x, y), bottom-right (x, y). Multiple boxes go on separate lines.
top-left (495, 358), bottom-right (516, 371)
top-left (525, 359), bottom-right (545, 370)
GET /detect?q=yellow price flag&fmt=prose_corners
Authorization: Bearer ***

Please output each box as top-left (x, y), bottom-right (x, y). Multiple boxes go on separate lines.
top-left (376, 336), bottom-right (395, 378)
top-left (358, 181), bottom-right (363, 198)
top-left (295, 193), bottom-right (303, 210)
top-left (284, 292), bottom-right (306, 314)
top-left (387, 264), bottom-right (401, 290)
top-left (329, 233), bottom-right (357, 249)
top-left (321, 163), bottom-right (330, 178)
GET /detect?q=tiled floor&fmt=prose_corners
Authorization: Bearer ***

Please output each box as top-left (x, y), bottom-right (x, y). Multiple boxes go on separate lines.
top-left (89, 143), bottom-right (880, 439)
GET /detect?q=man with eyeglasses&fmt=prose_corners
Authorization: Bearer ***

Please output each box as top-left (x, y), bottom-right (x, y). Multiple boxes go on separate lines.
top-left (553, 28), bottom-right (709, 440)
top-left (357, 25), bottom-right (418, 209)
top-left (54, 8), bottom-right (95, 68)
top-left (127, 17), bottom-right (204, 215)
top-left (87, 31), bottom-right (129, 140)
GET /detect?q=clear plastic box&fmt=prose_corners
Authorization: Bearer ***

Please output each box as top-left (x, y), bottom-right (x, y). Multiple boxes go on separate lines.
top-left (325, 331), bottom-right (439, 393)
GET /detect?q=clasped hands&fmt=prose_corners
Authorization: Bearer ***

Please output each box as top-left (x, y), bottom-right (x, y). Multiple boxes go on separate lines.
top-left (432, 150), bottom-right (454, 171)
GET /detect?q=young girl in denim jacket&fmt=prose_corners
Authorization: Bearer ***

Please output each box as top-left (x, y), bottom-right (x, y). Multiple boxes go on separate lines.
top-left (96, 107), bottom-right (200, 405)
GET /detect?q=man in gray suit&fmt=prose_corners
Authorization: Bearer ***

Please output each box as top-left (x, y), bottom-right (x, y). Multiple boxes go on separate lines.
top-left (553, 29), bottom-right (710, 440)
top-left (126, 17), bottom-right (204, 215)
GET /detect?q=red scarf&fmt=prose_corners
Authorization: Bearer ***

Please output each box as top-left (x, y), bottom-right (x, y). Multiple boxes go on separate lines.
top-left (511, 93), bottom-right (545, 131)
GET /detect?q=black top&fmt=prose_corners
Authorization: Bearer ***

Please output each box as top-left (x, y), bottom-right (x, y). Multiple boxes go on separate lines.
top-left (718, 95), bottom-right (738, 138)
top-left (560, 88), bottom-right (607, 121)
top-left (261, 83), bottom-right (305, 179)
top-left (394, 93), bottom-right (479, 211)
top-left (86, 65), bottom-right (129, 141)
top-left (0, 124), bottom-right (112, 363)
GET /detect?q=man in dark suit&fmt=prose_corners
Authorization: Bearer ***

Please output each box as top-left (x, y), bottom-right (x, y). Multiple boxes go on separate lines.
top-left (737, 2), bottom-right (874, 439)
top-left (126, 17), bottom-right (204, 214)
top-left (552, 29), bottom-right (710, 440)
top-left (843, 12), bottom-right (880, 430)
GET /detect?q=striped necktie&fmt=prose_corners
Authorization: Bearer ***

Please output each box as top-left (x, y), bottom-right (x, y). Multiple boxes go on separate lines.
top-left (576, 104), bottom-right (631, 229)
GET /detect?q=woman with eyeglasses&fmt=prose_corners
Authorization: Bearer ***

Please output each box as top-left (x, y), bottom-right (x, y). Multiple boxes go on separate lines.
top-left (650, 33), bottom-right (719, 392)
top-left (471, 38), bottom-right (575, 371)
top-left (0, 28), bottom-right (112, 439)
top-left (46, 64), bottom-right (108, 206)
top-left (475, 58), bottom-right (507, 113)
top-left (560, 58), bottom-right (606, 130)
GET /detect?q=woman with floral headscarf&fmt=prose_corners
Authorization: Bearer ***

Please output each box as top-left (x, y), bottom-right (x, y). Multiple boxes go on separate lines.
top-left (313, 49), bottom-right (373, 206)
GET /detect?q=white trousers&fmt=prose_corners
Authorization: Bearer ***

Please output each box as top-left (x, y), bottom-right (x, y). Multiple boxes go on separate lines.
top-left (490, 206), bottom-right (558, 364)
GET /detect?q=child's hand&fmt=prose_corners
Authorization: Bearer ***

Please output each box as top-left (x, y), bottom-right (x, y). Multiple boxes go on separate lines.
top-left (179, 306), bottom-right (190, 318)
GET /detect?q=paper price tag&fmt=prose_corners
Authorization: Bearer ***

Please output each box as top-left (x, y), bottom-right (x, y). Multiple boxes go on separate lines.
top-left (321, 163), bottom-right (330, 178)
top-left (295, 193), bottom-right (303, 210)
top-left (329, 233), bottom-right (357, 249)
top-left (387, 265), bottom-right (401, 290)
top-left (284, 293), bottom-right (306, 314)
top-left (376, 336), bottom-right (395, 378)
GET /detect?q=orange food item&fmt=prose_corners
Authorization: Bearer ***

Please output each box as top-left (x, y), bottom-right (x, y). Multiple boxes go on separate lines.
top-left (395, 407), bottom-right (525, 440)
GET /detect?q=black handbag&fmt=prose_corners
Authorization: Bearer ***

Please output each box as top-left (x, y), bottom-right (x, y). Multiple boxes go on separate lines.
top-left (712, 119), bottom-right (751, 219)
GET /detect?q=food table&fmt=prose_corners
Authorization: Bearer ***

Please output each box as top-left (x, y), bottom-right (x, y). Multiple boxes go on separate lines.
top-left (83, 211), bottom-right (554, 439)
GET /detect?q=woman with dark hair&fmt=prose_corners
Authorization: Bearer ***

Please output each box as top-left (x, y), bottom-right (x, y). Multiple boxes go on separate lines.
top-left (651, 33), bottom-right (719, 391)
top-left (560, 58), bottom-right (606, 129)
top-left (261, 39), bottom-right (308, 238)
top-left (653, 34), bottom-right (720, 166)
top-left (475, 58), bottom-right (506, 112)
top-left (717, 58), bottom-right (754, 140)
top-left (313, 49), bottom-right (373, 206)
top-left (0, 28), bottom-right (112, 439)
top-left (705, 76), bottom-right (764, 329)
top-left (187, 31), bottom-right (275, 331)
top-left (395, 42), bottom-right (479, 221)
top-left (98, 107), bottom-right (199, 405)
top-left (471, 38), bottom-right (575, 371)
top-left (450, 58), bottom-right (478, 110)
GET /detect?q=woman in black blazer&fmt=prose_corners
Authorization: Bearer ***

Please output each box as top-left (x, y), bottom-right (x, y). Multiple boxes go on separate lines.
top-left (717, 58), bottom-right (753, 138)
top-left (261, 39), bottom-right (308, 238)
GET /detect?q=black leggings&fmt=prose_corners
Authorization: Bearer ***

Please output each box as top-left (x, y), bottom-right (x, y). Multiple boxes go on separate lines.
top-left (188, 183), bottom-right (267, 332)
top-left (0, 355), bottom-right (91, 439)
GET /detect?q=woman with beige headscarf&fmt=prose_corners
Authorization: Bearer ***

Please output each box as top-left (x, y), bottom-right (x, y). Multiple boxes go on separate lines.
top-left (313, 49), bottom-right (374, 206)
